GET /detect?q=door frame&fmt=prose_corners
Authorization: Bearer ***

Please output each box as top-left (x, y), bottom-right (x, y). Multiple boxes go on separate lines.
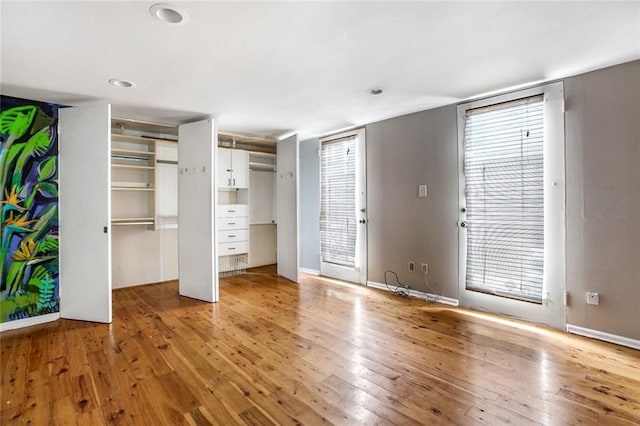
top-left (319, 128), bottom-right (367, 285)
top-left (457, 82), bottom-right (566, 329)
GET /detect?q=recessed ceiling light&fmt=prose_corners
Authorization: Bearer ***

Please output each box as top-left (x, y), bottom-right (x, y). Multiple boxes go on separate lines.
top-left (369, 88), bottom-right (383, 95)
top-left (150, 3), bottom-right (189, 25)
top-left (109, 79), bottom-right (136, 88)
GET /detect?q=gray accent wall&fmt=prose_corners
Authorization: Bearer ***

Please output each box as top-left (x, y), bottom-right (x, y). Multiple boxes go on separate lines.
top-left (299, 138), bottom-right (320, 272)
top-left (366, 106), bottom-right (459, 298)
top-left (564, 60), bottom-right (640, 339)
top-left (298, 59), bottom-right (640, 341)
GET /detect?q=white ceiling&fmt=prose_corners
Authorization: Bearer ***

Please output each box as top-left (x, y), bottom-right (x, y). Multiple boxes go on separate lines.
top-left (2, 1), bottom-right (639, 139)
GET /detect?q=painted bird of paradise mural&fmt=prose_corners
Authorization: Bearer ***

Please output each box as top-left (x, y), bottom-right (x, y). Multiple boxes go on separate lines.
top-left (0, 96), bottom-right (60, 323)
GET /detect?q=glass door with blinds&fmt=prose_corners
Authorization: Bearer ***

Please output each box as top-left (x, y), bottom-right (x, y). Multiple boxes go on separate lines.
top-left (319, 128), bottom-right (367, 284)
top-left (457, 82), bottom-right (566, 329)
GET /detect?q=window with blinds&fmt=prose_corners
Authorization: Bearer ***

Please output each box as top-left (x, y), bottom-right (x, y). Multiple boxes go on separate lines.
top-left (320, 136), bottom-right (357, 267)
top-left (463, 95), bottom-right (544, 303)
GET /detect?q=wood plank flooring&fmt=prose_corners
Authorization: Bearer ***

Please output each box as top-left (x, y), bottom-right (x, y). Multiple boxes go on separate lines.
top-left (1, 265), bottom-right (639, 425)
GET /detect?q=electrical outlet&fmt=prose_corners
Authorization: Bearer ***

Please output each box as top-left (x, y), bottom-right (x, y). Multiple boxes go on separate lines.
top-left (421, 263), bottom-right (428, 274)
top-left (419, 185), bottom-right (428, 198)
top-left (586, 292), bottom-right (599, 305)
top-left (408, 262), bottom-right (415, 272)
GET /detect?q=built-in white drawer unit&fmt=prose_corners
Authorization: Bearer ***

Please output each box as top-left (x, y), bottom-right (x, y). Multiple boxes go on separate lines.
top-left (218, 229), bottom-right (249, 244)
top-left (218, 216), bottom-right (249, 231)
top-left (218, 241), bottom-right (249, 256)
top-left (219, 204), bottom-right (248, 217)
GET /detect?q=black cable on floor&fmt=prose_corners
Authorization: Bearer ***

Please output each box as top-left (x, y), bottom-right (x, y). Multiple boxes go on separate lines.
top-left (384, 270), bottom-right (410, 298)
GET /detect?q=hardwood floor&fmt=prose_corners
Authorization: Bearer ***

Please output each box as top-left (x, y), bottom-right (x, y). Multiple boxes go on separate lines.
top-left (1, 265), bottom-right (639, 425)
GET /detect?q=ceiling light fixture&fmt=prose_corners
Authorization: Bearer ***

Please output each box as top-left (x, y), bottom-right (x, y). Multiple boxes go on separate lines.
top-left (369, 88), bottom-right (383, 95)
top-left (150, 3), bottom-right (189, 25)
top-left (109, 79), bottom-right (136, 88)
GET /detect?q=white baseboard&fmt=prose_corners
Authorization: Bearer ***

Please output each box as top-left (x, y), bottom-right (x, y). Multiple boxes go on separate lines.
top-left (367, 281), bottom-right (459, 307)
top-left (299, 267), bottom-right (320, 276)
top-left (566, 324), bottom-right (640, 350)
top-left (0, 312), bottom-right (60, 332)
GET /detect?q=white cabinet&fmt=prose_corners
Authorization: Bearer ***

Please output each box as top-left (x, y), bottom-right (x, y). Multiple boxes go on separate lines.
top-left (217, 204), bottom-right (249, 272)
top-left (218, 148), bottom-right (249, 189)
top-left (217, 148), bottom-right (249, 274)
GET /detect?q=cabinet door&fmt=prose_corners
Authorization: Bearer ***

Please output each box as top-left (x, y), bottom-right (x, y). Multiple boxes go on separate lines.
top-left (276, 134), bottom-right (299, 283)
top-left (59, 105), bottom-right (112, 323)
top-left (178, 119), bottom-right (218, 302)
top-left (217, 147), bottom-right (231, 188)
top-left (231, 149), bottom-right (249, 188)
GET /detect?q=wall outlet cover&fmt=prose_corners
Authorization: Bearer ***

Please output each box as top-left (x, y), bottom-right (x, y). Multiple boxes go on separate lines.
top-left (586, 291), bottom-right (600, 305)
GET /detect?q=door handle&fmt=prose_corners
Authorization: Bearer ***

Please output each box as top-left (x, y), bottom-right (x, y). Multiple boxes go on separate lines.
top-left (460, 221), bottom-right (468, 228)
top-left (228, 178), bottom-right (231, 187)
top-left (233, 178), bottom-right (236, 187)
top-left (359, 219), bottom-right (367, 224)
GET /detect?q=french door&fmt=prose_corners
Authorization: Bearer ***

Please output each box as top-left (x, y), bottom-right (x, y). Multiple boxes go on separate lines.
top-left (458, 83), bottom-right (566, 329)
top-left (319, 128), bottom-right (367, 284)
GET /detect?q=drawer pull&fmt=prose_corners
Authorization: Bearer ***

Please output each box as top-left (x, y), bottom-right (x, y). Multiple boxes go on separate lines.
top-left (228, 235), bottom-right (236, 238)
top-left (227, 210), bottom-right (236, 213)
top-left (228, 247), bottom-right (236, 250)
top-left (228, 222), bottom-right (236, 225)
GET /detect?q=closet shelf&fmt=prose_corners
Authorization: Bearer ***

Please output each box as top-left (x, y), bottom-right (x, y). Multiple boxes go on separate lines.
top-left (249, 151), bottom-right (276, 158)
top-left (112, 164), bottom-right (155, 170)
top-left (249, 162), bottom-right (276, 171)
top-left (111, 133), bottom-right (158, 144)
top-left (111, 148), bottom-right (155, 157)
top-left (111, 186), bottom-right (155, 191)
top-left (112, 217), bottom-right (155, 226)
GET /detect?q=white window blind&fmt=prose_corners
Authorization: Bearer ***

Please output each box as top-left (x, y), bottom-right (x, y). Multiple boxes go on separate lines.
top-left (463, 95), bottom-right (544, 303)
top-left (320, 136), bottom-right (357, 267)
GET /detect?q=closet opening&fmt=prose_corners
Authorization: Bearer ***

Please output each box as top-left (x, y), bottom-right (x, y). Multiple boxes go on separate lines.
top-left (217, 133), bottom-right (278, 279)
top-left (110, 117), bottom-right (179, 290)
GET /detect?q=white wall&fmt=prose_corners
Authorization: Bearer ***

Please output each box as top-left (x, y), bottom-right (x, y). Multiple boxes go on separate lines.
top-left (111, 228), bottom-right (178, 288)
